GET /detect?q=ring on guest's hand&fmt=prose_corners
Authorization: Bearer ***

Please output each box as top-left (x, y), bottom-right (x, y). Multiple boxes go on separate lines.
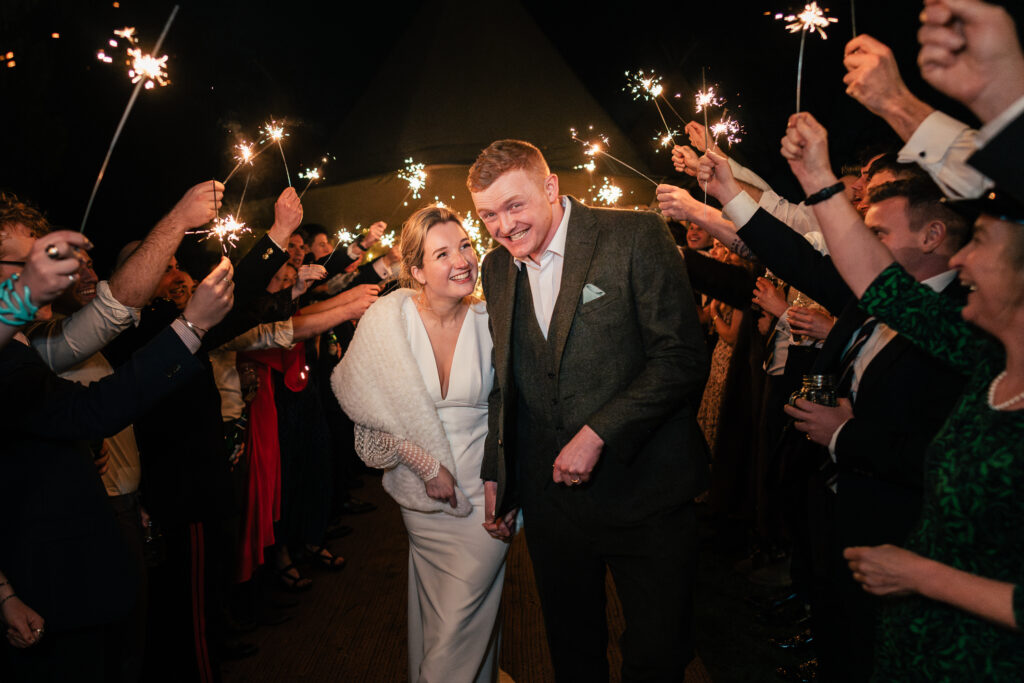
top-left (68, 274), bottom-right (76, 282)
top-left (45, 244), bottom-right (60, 259)
top-left (570, 477), bottom-right (580, 484)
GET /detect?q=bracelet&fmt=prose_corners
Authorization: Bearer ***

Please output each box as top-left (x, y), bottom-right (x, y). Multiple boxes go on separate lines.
top-left (178, 314), bottom-right (208, 338)
top-left (0, 593), bottom-right (17, 608)
top-left (0, 274), bottom-right (40, 327)
top-left (804, 181), bottom-right (845, 206)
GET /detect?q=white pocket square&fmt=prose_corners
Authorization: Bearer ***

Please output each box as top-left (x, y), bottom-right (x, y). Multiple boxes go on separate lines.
top-left (582, 283), bottom-right (606, 305)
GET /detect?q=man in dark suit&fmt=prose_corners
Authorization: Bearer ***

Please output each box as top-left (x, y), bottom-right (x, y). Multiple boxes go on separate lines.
top-left (662, 164), bottom-right (971, 681)
top-left (468, 140), bottom-right (709, 682)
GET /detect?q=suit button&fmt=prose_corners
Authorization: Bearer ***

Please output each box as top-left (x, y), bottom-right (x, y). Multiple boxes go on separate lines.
top-left (497, 438), bottom-right (503, 447)
top-left (547, 372), bottom-right (555, 379)
top-left (262, 248), bottom-right (273, 260)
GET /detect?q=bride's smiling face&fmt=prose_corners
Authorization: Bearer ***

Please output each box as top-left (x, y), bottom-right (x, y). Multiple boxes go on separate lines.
top-left (411, 221), bottom-right (478, 301)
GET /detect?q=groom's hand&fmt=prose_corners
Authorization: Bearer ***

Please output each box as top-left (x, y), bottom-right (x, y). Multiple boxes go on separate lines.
top-left (553, 425), bottom-right (604, 486)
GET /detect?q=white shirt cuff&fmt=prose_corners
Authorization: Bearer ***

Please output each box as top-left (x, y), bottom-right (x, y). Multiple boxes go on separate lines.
top-left (347, 242), bottom-right (364, 260)
top-left (721, 192), bottom-right (759, 228)
top-left (267, 232), bottom-right (287, 252)
top-left (827, 419), bottom-right (849, 460)
top-left (96, 280), bottom-right (141, 326)
top-left (728, 158), bottom-right (771, 191)
top-left (899, 110), bottom-right (969, 165)
top-left (372, 258), bottom-right (392, 280)
top-left (171, 317), bottom-right (203, 354)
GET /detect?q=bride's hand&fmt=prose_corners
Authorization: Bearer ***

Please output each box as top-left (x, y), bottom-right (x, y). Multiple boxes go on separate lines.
top-left (425, 465), bottom-right (457, 508)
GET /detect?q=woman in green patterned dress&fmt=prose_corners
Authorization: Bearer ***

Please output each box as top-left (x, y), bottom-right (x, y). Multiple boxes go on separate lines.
top-left (765, 111), bottom-right (1024, 680)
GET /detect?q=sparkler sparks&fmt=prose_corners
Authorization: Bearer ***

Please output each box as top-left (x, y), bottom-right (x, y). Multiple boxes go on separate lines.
top-left (695, 87), bottom-right (724, 114)
top-left (570, 127), bottom-right (658, 186)
top-left (98, 26), bottom-right (170, 90)
top-left (653, 128), bottom-right (681, 150)
top-left (710, 115), bottom-right (743, 147)
top-left (379, 232), bottom-right (396, 248)
top-left (594, 178), bottom-right (623, 206)
top-left (260, 119), bottom-right (291, 187)
top-left (336, 226), bottom-right (360, 246)
top-left (192, 215), bottom-right (252, 254)
top-left (775, 2), bottom-right (838, 39)
top-left (398, 158), bottom-right (427, 199)
top-left (624, 70), bottom-right (664, 101)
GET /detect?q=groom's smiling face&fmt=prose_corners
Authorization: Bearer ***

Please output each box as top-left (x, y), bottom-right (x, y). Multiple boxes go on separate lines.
top-left (472, 169), bottom-right (560, 264)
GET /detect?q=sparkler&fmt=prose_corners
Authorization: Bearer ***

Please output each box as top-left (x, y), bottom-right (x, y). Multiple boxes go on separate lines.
top-left (97, 26), bottom-right (170, 90)
top-left (398, 158), bottom-right (427, 200)
top-left (775, 2), bottom-right (839, 112)
top-left (222, 140), bottom-right (264, 185)
top-left (379, 232), bottom-right (396, 248)
top-left (709, 110), bottom-right (743, 148)
top-left (261, 120), bottom-right (291, 187)
top-left (594, 178), bottom-right (624, 206)
top-left (297, 155), bottom-right (331, 199)
top-left (322, 224), bottom-right (361, 267)
top-left (461, 213), bottom-right (492, 262)
top-left (570, 127), bottom-right (657, 186)
top-left (851, 0), bottom-right (857, 38)
top-left (625, 69), bottom-right (677, 146)
top-left (81, 5), bottom-right (179, 233)
top-left (190, 215), bottom-right (252, 255)
top-left (653, 128), bottom-right (681, 151)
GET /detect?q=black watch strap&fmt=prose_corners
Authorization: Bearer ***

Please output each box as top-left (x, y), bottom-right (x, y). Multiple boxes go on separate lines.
top-left (805, 181), bottom-right (846, 206)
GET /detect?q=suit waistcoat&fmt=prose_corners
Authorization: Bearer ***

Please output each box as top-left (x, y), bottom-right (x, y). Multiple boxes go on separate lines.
top-left (513, 266), bottom-right (563, 432)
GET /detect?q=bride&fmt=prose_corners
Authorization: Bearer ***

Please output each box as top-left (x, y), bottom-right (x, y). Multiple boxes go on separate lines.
top-left (332, 205), bottom-right (512, 682)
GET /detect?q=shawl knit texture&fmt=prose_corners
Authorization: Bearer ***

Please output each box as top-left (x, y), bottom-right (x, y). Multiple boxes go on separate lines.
top-left (331, 288), bottom-right (473, 516)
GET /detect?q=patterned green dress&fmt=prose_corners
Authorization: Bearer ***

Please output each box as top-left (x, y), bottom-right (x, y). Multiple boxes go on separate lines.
top-left (859, 264), bottom-right (1024, 681)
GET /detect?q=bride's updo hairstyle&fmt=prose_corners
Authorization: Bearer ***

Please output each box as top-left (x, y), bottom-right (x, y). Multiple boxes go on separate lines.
top-left (399, 204), bottom-right (472, 290)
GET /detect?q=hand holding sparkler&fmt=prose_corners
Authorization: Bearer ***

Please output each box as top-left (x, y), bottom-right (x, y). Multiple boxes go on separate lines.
top-left (696, 151), bottom-right (743, 206)
top-left (336, 284), bottom-right (381, 322)
top-left (169, 181), bottom-right (224, 229)
top-left (671, 145), bottom-right (701, 177)
top-left (292, 264), bottom-right (327, 298)
top-left (842, 35), bottom-right (933, 139)
top-left (362, 221), bottom-right (387, 250)
top-left (780, 113), bottom-right (837, 195)
top-left (684, 121), bottom-right (715, 154)
top-left (268, 187), bottom-right (304, 247)
top-left (182, 257), bottom-right (235, 335)
top-left (918, 0), bottom-right (1024, 123)
top-left (656, 184), bottom-right (705, 223)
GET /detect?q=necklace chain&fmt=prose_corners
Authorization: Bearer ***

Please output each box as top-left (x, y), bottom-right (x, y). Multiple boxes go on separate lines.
top-left (987, 371), bottom-right (1024, 411)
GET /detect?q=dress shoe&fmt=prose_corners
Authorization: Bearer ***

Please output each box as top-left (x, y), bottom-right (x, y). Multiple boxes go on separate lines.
top-left (769, 628), bottom-right (815, 651)
top-left (775, 658), bottom-right (818, 682)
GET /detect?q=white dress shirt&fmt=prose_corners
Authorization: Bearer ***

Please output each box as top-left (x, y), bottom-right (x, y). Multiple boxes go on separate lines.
top-left (512, 197), bottom-right (571, 338)
top-left (898, 96), bottom-right (1024, 200)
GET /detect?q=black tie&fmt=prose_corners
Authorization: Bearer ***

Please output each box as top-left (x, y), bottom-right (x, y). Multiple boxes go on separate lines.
top-left (836, 316), bottom-right (880, 398)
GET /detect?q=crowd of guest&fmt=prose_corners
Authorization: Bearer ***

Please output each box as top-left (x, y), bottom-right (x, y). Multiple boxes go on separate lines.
top-left (1, 0), bottom-right (1022, 681)
top-left (0, 184), bottom-right (400, 682)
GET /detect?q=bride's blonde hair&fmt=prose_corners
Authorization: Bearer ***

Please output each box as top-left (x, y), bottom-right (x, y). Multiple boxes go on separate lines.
top-left (399, 204), bottom-right (478, 293)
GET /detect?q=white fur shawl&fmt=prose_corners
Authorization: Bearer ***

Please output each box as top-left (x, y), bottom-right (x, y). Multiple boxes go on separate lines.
top-left (331, 289), bottom-right (472, 516)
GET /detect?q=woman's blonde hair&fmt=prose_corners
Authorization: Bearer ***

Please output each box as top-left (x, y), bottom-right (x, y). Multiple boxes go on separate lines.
top-left (399, 204), bottom-right (473, 291)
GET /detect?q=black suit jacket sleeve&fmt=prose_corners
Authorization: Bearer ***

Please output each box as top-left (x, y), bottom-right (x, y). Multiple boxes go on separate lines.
top-left (967, 110), bottom-right (1024, 206)
top-left (737, 208), bottom-right (852, 316)
top-left (586, 217), bottom-right (709, 462)
top-left (682, 249), bottom-right (756, 310)
top-left (0, 326), bottom-right (201, 441)
top-left (317, 247), bottom-right (358, 276)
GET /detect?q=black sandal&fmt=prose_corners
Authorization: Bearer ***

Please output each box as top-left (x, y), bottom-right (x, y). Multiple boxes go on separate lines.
top-left (277, 563), bottom-right (313, 592)
top-left (306, 545), bottom-right (346, 571)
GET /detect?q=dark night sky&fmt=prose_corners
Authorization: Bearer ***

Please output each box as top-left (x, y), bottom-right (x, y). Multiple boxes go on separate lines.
top-left (0, 0), bottom-right (1012, 271)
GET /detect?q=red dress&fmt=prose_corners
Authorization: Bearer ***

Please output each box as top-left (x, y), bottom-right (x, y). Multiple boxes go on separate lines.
top-left (236, 343), bottom-right (308, 582)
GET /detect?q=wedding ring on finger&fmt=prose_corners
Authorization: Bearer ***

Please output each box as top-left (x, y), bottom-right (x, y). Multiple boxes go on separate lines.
top-left (570, 477), bottom-right (580, 484)
top-left (46, 244), bottom-right (61, 260)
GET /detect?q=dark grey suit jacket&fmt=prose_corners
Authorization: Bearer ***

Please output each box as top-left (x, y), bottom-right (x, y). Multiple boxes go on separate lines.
top-left (480, 197), bottom-right (710, 518)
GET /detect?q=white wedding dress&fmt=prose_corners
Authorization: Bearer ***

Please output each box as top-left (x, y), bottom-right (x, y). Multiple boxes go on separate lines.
top-left (401, 297), bottom-right (509, 683)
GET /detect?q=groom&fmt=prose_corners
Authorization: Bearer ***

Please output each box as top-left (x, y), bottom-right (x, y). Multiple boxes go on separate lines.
top-left (469, 140), bottom-right (710, 682)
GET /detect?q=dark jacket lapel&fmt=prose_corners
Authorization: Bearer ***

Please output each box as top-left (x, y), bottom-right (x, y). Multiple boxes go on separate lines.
top-left (547, 197), bottom-right (598, 377)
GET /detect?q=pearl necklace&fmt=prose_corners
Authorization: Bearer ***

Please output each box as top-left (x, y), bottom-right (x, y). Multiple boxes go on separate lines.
top-left (987, 371), bottom-right (1024, 411)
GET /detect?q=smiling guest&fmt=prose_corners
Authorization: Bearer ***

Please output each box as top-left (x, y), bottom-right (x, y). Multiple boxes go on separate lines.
top-left (333, 205), bottom-right (511, 683)
top-left (781, 110), bottom-right (1024, 680)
